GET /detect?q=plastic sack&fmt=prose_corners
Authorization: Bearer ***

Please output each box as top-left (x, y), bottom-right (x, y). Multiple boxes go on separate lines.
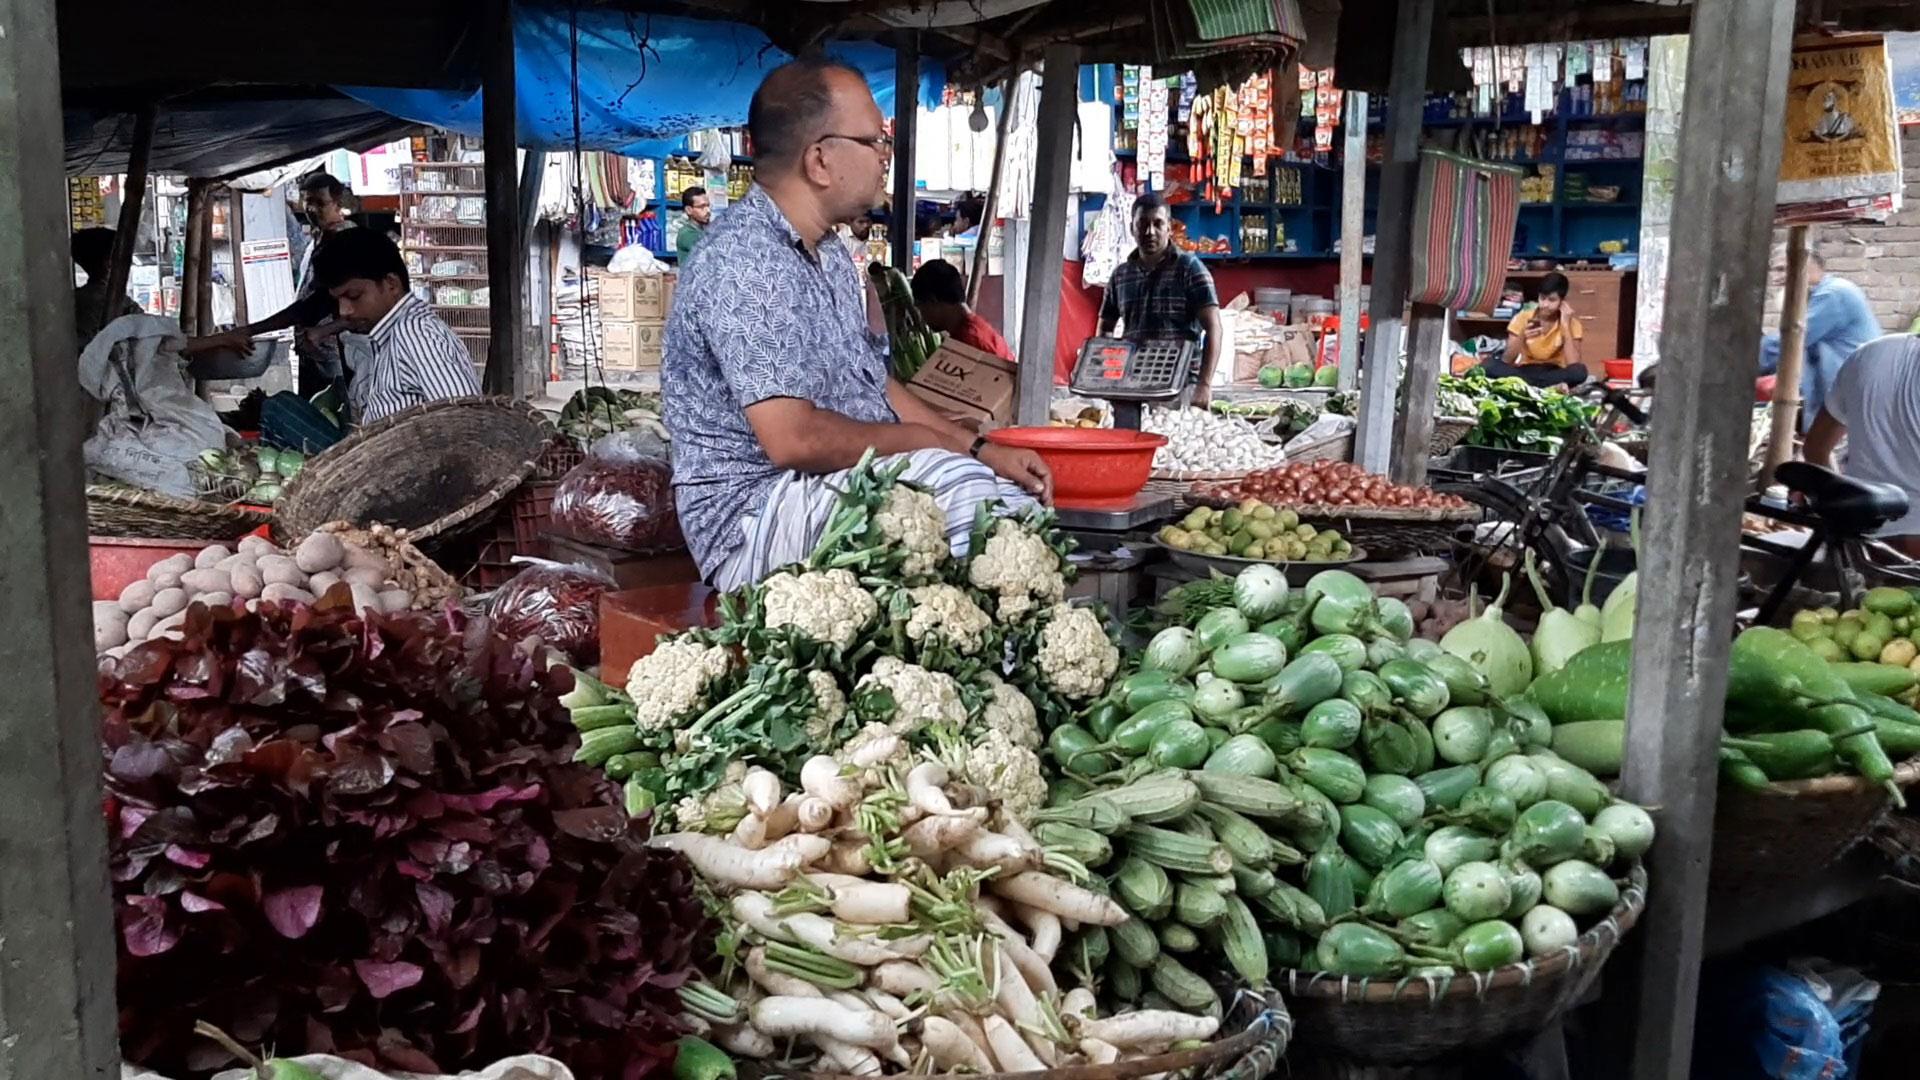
top-left (126, 1054), bottom-right (574, 1080)
top-left (550, 430), bottom-right (685, 553)
top-left (485, 560), bottom-right (616, 664)
top-left (1283, 413), bottom-right (1356, 454)
top-left (79, 313), bottom-right (229, 497)
top-left (605, 245), bottom-right (663, 275)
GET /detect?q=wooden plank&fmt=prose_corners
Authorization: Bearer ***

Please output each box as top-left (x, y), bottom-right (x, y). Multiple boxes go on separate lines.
top-left (481, 0), bottom-right (524, 397)
top-left (892, 35), bottom-right (919, 273)
top-left (0, 0), bottom-right (124, 1072)
top-left (968, 71), bottom-right (1019, 307)
top-left (1336, 90), bottom-right (1367, 392)
top-left (1762, 224), bottom-right (1811, 484)
top-left (1392, 302), bottom-right (1447, 485)
top-left (103, 104), bottom-right (156, 315)
top-left (1619, 2), bottom-right (1798, 1078)
top-left (227, 188), bottom-right (250, 325)
top-left (1352, 0), bottom-right (1433, 473)
top-left (1014, 43), bottom-right (1080, 426)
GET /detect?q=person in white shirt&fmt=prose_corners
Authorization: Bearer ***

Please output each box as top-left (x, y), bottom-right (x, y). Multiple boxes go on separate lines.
top-left (309, 227), bottom-right (480, 424)
top-left (1804, 333), bottom-right (1920, 555)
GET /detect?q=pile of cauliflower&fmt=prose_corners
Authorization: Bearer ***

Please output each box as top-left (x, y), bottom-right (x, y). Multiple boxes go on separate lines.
top-left (590, 457), bottom-right (1118, 832)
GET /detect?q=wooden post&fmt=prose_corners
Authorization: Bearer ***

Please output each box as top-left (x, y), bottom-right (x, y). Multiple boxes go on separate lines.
top-left (1763, 225), bottom-right (1812, 484)
top-left (481, 0), bottom-right (525, 396)
top-left (1392, 303), bottom-right (1447, 485)
top-left (1621, 2), bottom-right (1797, 1078)
top-left (181, 179), bottom-right (210, 336)
top-left (0, 0), bottom-right (124, 1072)
top-left (228, 188), bottom-right (250, 325)
top-left (517, 149), bottom-right (548, 396)
top-left (196, 188), bottom-right (215, 336)
top-left (892, 34), bottom-right (919, 273)
top-left (1014, 43), bottom-right (1081, 426)
top-left (969, 72), bottom-right (1019, 307)
top-left (1336, 90), bottom-right (1367, 391)
top-left (1353, 0), bottom-right (1434, 473)
top-left (103, 104), bottom-right (157, 318)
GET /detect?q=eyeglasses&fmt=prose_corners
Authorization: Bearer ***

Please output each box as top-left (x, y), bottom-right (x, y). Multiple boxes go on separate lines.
top-left (819, 132), bottom-right (895, 156)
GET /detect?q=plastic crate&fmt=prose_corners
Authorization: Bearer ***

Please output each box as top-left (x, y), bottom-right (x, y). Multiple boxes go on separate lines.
top-left (461, 478), bottom-right (560, 590)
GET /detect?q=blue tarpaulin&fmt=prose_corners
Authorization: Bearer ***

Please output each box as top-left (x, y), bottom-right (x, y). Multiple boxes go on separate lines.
top-left (341, 6), bottom-right (945, 160)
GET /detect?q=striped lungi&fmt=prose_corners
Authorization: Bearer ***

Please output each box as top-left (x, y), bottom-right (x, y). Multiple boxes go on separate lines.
top-left (710, 448), bottom-right (1038, 592)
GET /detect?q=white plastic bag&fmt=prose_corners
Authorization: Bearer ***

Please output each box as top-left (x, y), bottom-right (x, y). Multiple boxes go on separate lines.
top-left (125, 1052), bottom-right (575, 1080)
top-left (1283, 413), bottom-right (1356, 454)
top-left (79, 313), bottom-right (228, 497)
top-left (605, 245), bottom-right (663, 275)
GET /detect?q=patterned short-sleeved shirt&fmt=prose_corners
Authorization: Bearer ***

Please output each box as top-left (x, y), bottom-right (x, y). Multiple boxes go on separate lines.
top-left (1099, 249), bottom-right (1220, 343)
top-left (663, 186), bottom-right (898, 576)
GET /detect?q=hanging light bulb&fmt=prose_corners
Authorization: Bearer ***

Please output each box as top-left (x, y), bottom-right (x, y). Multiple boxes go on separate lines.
top-left (969, 98), bottom-right (990, 132)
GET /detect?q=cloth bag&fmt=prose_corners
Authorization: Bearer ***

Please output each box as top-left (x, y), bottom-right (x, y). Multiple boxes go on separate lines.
top-left (1406, 148), bottom-right (1525, 316)
top-left (78, 313), bottom-right (229, 498)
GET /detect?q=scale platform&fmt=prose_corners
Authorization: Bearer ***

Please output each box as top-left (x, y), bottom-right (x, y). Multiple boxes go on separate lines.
top-left (1055, 490), bottom-right (1178, 532)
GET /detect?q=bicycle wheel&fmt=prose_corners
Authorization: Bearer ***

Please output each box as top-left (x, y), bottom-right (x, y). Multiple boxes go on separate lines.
top-left (1442, 482), bottom-right (1549, 599)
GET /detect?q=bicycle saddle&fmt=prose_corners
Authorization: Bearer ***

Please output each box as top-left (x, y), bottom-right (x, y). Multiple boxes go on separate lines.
top-left (1774, 461), bottom-right (1909, 535)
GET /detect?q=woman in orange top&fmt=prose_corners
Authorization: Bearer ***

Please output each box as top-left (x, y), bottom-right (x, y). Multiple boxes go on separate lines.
top-left (911, 259), bottom-right (1014, 361)
top-left (1473, 272), bottom-right (1589, 388)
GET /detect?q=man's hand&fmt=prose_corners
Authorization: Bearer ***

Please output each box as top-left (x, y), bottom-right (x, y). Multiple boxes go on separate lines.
top-left (1523, 320), bottom-right (1551, 342)
top-left (183, 329), bottom-right (253, 355)
top-left (1189, 382), bottom-right (1213, 409)
top-left (1558, 300), bottom-right (1576, 321)
top-left (979, 443), bottom-right (1054, 504)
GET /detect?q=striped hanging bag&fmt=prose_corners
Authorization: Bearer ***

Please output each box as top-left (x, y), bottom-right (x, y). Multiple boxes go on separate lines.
top-left (1407, 148), bottom-right (1525, 314)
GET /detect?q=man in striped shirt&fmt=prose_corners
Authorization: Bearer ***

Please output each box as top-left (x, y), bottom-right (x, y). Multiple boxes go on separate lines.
top-left (310, 228), bottom-right (479, 423)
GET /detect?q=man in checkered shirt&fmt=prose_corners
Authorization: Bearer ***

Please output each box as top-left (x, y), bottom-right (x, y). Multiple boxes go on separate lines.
top-left (1097, 191), bottom-right (1224, 406)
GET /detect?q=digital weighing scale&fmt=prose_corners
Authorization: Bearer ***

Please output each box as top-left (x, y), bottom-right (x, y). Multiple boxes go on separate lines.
top-left (1052, 335), bottom-right (1200, 531)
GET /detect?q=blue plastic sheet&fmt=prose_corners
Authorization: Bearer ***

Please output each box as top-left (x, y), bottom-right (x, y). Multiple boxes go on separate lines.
top-left (341, 6), bottom-right (945, 159)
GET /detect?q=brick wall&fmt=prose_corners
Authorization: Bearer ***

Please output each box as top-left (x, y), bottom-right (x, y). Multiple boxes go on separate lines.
top-left (1764, 126), bottom-right (1920, 333)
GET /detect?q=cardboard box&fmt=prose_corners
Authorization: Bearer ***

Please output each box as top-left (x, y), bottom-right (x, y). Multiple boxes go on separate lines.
top-left (591, 270), bottom-right (676, 321)
top-left (604, 319), bottom-right (666, 371)
top-left (1232, 324), bottom-right (1316, 383)
top-left (905, 339), bottom-right (1018, 430)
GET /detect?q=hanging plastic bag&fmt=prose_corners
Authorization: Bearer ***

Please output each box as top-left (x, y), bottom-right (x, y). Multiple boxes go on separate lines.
top-left (549, 430), bottom-right (684, 553)
top-left (1080, 175), bottom-right (1135, 288)
top-left (485, 559), bottom-right (617, 664)
top-left (79, 314), bottom-right (230, 497)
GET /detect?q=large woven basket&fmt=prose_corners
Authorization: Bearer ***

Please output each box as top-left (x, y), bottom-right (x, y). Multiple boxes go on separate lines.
top-left (87, 484), bottom-right (272, 541)
top-left (1278, 865), bottom-right (1646, 1065)
top-left (1295, 504), bottom-right (1481, 558)
top-left (744, 987), bottom-right (1292, 1080)
top-left (1288, 431), bottom-right (1353, 464)
top-left (1429, 416), bottom-right (1478, 455)
top-left (272, 397), bottom-right (553, 547)
top-left (1709, 757), bottom-right (1920, 900)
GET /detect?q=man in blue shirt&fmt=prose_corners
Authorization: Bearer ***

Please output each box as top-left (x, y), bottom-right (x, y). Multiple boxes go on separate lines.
top-left (662, 57), bottom-right (1050, 589)
top-left (1757, 251), bottom-right (1881, 430)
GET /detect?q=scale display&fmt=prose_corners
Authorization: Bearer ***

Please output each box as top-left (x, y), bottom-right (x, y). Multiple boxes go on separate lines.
top-left (1068, 336), bottom-right (1196, 401)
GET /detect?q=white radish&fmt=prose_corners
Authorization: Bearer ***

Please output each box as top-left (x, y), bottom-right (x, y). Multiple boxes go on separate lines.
top-left (648, 832), bottom-right (804, 889)
top-left (987, 941), bottom-right (1048, 1039)
top-left (922, 1016), bottom-right (994, 1073)
top-left (712, 1024), bottom-right (775, 1059)
top-left (759, 832), bottom-right (832, 867)
top-left (861, 989), bottom-right (909, 1021)
top-left (1011, 904), bottom-right (1063, 962)
top-left (991, 871), bottom-right (1130, 926)
top-left (847, 734), bottom-right (905, 770)
top-left (1061, 988), bottom-right (1096, 1020)
top-left (903, 810), bottom-right (987, 857)
top-left (793, 796), bottom-right (835, 833)
top-left (1080, 1038), bottom-right (1121, 1065)
top-left (820, 838), bottom-right (873, 876)
top-left (905, 761), bottom-right (958, 815)
top-left (730, 812), bottom-right (770, 851)
top-left (952, 829), bottom-right (1042, 872)
top-left (982, 911), bottom-right (1057, 995)
top-left (742, 769), bottom-right (782, 816)
top-left (825, 991), bottom-right (906, 1065)
top-left (744, 946), bottom-right (820, 999)
top-left (118, 579), bottom-right (157, 614)
top-left (868, 960), bottom-right (938, 999)
top-left (680, 1013), bottom-right (711, 1036)
top-left (982, 1015), bottom-right (1044, 1073)
top-left (804, 874), bottom-right (912, 925)
top-left (732, 893), bottom-right (926, 965)
top-left (749, 997), bottom-right (894, 1050)
top-left (819, 1042), bottom-right (883, 1077)
top-left (1073, 1011), bottom-right (1220, 1048)
top-left (801, 756), bottom-right (863, 810)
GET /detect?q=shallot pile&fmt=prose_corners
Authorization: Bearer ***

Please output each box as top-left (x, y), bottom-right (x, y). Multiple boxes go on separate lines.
top-left (1197, 461), bottom-right (1471, 510)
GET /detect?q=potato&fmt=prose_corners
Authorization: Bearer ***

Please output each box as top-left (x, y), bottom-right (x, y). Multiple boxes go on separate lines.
top-left (260, 583), bottom-right (315, 605)
top-left (152, 610), bottom-right (188, 641)
top-left (377, 589), bottom-right (412, 613)
top-left (257, 555), bottom-right (307, 587)
top-left (230, 563), bottom-right (265, 600)
top-left (309, 571), bottom-right (343, 598)
top-left (349, 583), bottom-right (381, 616)
top-left (238, 535), bottom-right (278, 557)
top-left (180, 568), bottom-right (233, 595)
top-left (147, 554), bottom-right (194, 582)
top-left (294, 532), bottom-right (346, 574)
top-left (197, 592), bottom-right (233, 609)
top-left (193, 545), bottom-right (232, 570)
top-left (102, 643), bottom-right (133, 661)
top-left (149, 587), bottom-right (189, 619)
top-left (149, 570), bottom-right (184, 591)
top-left (215, 553), bottom-right (252, 572)
top-left (94, 602), bottom-right (130, 651)
top-left (343, 566), bottom-right (389, 589)
top-left (126, 608), bottom-right (158, 642)
top-left (342, 545), bottom-right (389, 572)
top-left (118, 579), bottom-right (158, 614)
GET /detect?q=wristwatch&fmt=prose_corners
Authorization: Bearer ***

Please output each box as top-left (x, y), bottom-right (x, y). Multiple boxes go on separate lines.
top-left (968, 435), bottom-right (989, 459)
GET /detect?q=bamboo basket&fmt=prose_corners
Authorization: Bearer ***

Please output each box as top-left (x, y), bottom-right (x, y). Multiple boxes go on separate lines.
top-left (87, 484), bottom-right (272, 541)
top-left (1709, 757), bottom-right (1920, 900)
top-left (1277, 866), bottom-right (1646, 1065)
top-left (1428, 416), bottom-right (1478, 456)
top-left (743, 987), bottom-right (1293, 1080)
top-left (1287, 430), bottom-right (1353, 464)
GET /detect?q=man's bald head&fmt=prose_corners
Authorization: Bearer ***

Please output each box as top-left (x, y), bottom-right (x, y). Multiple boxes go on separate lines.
top-left (749, 56), bottom-right (871, 168)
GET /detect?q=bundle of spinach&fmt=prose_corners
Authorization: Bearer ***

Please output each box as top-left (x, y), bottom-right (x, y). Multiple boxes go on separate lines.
top-left (1445, 368), bottom-right (1598, 451)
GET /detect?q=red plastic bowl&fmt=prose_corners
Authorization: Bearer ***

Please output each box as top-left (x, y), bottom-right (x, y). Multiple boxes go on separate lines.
top-left (984, 427), bottom-right (1167, 508)
top-left (1604, 358), bottom-right (1634, 383)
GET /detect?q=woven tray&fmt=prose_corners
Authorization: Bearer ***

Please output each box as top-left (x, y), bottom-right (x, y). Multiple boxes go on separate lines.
top-left (744, 986), bottom-right (1293, 1080)
top-left (87, 484), bottom-right (272, 541)
top-left (1288, 431), bottom-right (1352, 464)
top-left (1429, 415), bottom-right (1478, 455)
top-left (1279, 865), bottom-right (1646, 1065)
top-left (1710, 757), bottom-right (1920, 900)
top-left (273, 397), bottom-right (554, 548)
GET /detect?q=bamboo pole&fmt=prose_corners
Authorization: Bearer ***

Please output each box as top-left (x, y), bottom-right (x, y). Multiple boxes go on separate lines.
top-left (1762, 225), bottom-right (1811, 484)
top-left (968, 71), bottom-right (1019, 307)
top-left (180, 180), bottom-right (210, 336)
top-left (103, 105), bottom-right (157, 317)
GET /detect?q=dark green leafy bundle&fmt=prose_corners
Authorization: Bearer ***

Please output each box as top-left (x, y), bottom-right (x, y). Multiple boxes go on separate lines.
top-left (1444, 368), bottom-right (1597, 451)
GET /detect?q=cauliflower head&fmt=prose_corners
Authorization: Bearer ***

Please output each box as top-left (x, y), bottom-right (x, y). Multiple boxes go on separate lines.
top-left (875, 484), bottom-right (949, 578)
top-left (978, 671), bottom-right (1041, 750)
top-left (968, 518), bottom-right (1066, 621)
top-left (804, 669), bottom-right (849, 744)
top-left (1036, 603), bottom-right (1120, 701)
top-left (959, 729), bottom-right (1049, 820)
top-left (904, 583), bottom-right (993, 656)
top-left (762, 568), bottom-right (879, 651)
top-left (624, 637), bottom-right (735, 730)
top-left (671, 761), bottom-right (750, 833)
top-left (855, 655), bottom-right (968, 733)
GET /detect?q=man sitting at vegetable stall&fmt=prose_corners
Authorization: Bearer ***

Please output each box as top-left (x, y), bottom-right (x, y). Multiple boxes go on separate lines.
top-left (663, 57), bottom-right (1052, 591)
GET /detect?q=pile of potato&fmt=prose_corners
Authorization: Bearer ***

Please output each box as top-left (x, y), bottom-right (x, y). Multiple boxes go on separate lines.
top-left (96, 531), bottom-right (422, 657)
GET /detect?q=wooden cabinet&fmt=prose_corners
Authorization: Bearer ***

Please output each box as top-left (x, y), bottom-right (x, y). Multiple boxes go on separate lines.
top-left (1562, 269), bottom-right (1636, 364)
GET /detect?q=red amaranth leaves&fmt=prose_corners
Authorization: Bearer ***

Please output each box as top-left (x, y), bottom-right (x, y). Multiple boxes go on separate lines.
top-left (104, 600), bottom-right (707, 1079)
